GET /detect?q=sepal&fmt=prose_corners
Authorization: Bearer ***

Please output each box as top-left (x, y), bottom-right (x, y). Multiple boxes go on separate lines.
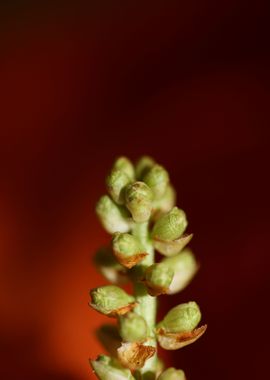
top-left (156, 324), bottom-right (207, 350)
top-left (117, 342), bottom-right (156, 371)
top-left (153, 233), bottom-right (193, 257)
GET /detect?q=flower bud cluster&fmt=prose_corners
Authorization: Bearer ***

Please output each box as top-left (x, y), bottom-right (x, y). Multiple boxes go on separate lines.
top-left (89, 156), bottom-right (206, 379)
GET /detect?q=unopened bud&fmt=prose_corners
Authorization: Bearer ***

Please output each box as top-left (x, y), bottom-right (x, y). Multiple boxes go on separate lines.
top-left (153, 185), bottom-right (176, 216)
top-left (112, 233), bottom-right (147, 269)
top-left (90, 285), bottom-right (136, 317)
top-left (119, 312), bottom-right (148, 342)
top-left (106, 169), bottom-right (130, 204)
top-left (162, 249), bottom-right (198, 294)
top-left (96, 195), bottom-right (131, 234)
top-left (157, 302), bottom-right (201, 333)
top-left (158, 368), bottom-right (186, 380)
top-left (135, 155), bottom-right (155, 179)
top-left (91, 355), bottom-right (135, 380)
top-left (151, 207), bottom-right (187, 241)
top-left (156, 302), bottom-right (206, 350)
top-left (113, 156), bottom-right (135, 181)
top-left (143, 164), bottom-right (169, 199)
top-left (125, 182), bottom-right (153, 223)
top-left (144, 263), bottom-right (174, 296)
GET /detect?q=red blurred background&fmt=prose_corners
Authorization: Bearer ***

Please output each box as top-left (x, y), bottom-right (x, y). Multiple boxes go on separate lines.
top-left (0, 1), bottom-right (269, 379)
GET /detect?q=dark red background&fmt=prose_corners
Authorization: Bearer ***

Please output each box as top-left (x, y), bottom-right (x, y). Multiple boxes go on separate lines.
top-left (0, 2), bottom-right (269, 380)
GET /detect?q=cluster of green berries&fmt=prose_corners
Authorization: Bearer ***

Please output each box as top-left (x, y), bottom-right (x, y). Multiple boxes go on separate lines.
top-left (89, 156), bottom-right (206, 380)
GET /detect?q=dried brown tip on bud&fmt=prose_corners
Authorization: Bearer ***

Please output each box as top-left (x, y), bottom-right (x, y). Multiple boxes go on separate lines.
top-left (117, 342), bottom-right (156, 371)
top-left (156, 324), bottom-right (207, 350)
top-left (108, 303), bottom-right (137, 317)
top-left (117, 252), bottom-right (148, 269)
top-left (153, 234), bottom-right (193, 257)
top-left (90, 285), bottom-right (137, 317)
top-left (112, 233), bottom-right (148, 269)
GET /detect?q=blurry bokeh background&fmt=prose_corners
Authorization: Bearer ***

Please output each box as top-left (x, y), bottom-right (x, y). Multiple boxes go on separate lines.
top-left (0, 1), bottom-right (269, 379)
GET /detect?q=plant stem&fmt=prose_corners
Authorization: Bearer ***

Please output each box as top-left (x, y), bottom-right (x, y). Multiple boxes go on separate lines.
top-left (132, 222), bottom-right (157, 379)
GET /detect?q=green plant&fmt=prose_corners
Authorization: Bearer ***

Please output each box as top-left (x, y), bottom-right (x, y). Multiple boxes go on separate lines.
top-left (90, 156), bottom-right (207, 380)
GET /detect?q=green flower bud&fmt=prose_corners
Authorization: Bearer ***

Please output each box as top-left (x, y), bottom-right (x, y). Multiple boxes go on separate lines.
top-left (106, 169), bottom-right (131, 204)
top-left (125, 182), bottom-right (153, 223)
top-left (91, 355), bottom-right (135, 380)
top-left (90, 285), bottom-right (135, 317)
top-left (135, 155), bottom-right (155, 179)
top-left (96, 195), bottom-right (131, 234)
top-left (145, 263), bottom-right (174, 296)
top-left (153, 185), bottom-right (176, 215)
top-left (151, 207), bottom-right (187, 241)
top-left (94, 247), bottom-right (128, 284)
top-left (157, 302), bottom-right (201, 333)
top-left (162, 249), bottom-right (198, 294)
top-left (112, 232), bottom-right (147, 268)
top-left (158, 368), bottom-right (186, 380)
top-left (113, 156), bottom-right (135, 180)
top-left (143, 164), bottom-right (169, 199)
top-left (119, 312), bottom-right (148, 342)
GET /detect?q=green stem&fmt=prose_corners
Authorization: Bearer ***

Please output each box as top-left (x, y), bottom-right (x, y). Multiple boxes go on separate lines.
top-left (132, 222), bottom-right (157, 379)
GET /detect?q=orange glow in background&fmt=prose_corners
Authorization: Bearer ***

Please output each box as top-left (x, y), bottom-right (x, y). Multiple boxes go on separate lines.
top-left (0, 2), bottom-right (269, 380)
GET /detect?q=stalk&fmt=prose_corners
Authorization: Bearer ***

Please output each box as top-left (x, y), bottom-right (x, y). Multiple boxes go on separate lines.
top-left (90, 156), bottom-right (207, 380)
top-left (132, 222), bottom-right (157, 378)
